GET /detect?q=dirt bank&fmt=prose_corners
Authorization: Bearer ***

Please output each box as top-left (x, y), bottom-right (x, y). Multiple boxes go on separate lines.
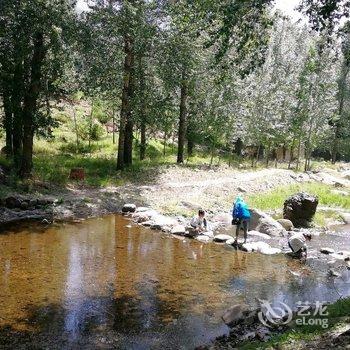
top-left (0, 165), bottom-right (349, 227)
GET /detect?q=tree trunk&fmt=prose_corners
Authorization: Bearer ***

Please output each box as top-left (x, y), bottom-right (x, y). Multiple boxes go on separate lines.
top-left (163, 132), bottom-right (167, 157)
top-left (210, 145), bottom-right (214, 167)
top-left (20, 32), bottom-right (45, 178)
top-left (12, 41), bottom-right (25, 167)
top-left (332, 63), bottom-right (349, 163)
top-left (234, 138), bottom-right (243, 157)
top-left (117, 34), bottom-right (134, 170)
top-left (123, 38), bottom-right (135, 166)
top-left (72, 104), bottom-right (79, 152)
top-left (112, 109), bottom-right (116, 144)
top-left (296, 137), bottom-right (301, 171)
top-left (139, 55), bottom-right (146, 161)
top-left (177, 68), bottom-right (188, 164)
top-left (2, 86), bottom-right (13, 157)
top-left (265, 143), bottom-right (270, 167)
top-left (88, 100), bottom-right (94, 150)
top-left (140, 120), bottom-right (146, 160)
top-left (288, 139), bottom-right (295, 170)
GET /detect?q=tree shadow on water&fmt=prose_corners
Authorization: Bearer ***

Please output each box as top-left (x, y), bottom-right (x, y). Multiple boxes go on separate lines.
top-left (0, 292), bottom-right (185, 350)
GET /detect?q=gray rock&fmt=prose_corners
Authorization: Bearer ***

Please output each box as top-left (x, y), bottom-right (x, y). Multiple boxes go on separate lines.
top-left (132, 210), bottom-right (157, 223)
top-left (249, 208), bottom-right (267, 230)
top-left (226, 238), bottom-right (236, 245)
top-left (171, 224), bottom-right (186, 235)
top-left (242, 241), bottom-right (281, 255)
top-left (320, 247), bottom-right (335, 255)
top-left (5, 196), bottom-right (22, 209)
top-left (256, 217), bottom-right (286, 237)
top-left (283, 192), bottom-right (318, 227)
top-left (122, 203), bottom-right (136, 213)
top-left (248, 230), bottom-right (271, 240)
top-left (196, 235), bottom-right (211, 243)
top-left (20, 201), bottom-right (29, 210)
top-left (329, 268), bottom-right (341, 277)
top-left (214, 234), bottom-right (234, 242)
top-left (277, 219), bottom-right (294, 231)
top-left (135, 206), bottom-right (152, 213)
top-left (211, 212), bottom-right (232, 225)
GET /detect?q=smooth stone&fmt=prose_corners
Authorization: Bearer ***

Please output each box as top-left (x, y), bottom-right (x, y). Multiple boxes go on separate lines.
top-left (248, 230), bottom-right (271, 240)
top-left (256, 217), bottom-right (286, 237)
top-left (196, 235), bottom-right (211, 243)
top-left (329, 253), bottom-right (346, 260)
top-left (171, 224), bottom-right (186, 235)
top-left (132, 210), bottom-right (157, 223)
top-left (122, 203), bottom-right (136, 213)
top-left (214, 234), bottom-right (234, 242)
top-left (226, 238), bottom-right (236, 245)
top-left (211, 213), bottom-right (232, 225)
top-left (242, 241), bottom-right (281, 255)
top-left (135, 206), bottom-right (152, 213)
top-left (277, 219), bottom-right (294, 231)
top-left (320, 247), bottom-right (335, 255)
top-left (329, 268), bottom-right (341, 277)
top-left (201, 230), bottom-right (214, 238)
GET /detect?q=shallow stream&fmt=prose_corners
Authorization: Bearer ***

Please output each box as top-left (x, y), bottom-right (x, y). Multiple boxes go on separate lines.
top-left (0, 216), bottom-right (350, 349)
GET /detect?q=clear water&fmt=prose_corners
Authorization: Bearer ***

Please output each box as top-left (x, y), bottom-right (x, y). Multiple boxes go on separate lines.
top-left (0, 216), bottom-right (349, 349)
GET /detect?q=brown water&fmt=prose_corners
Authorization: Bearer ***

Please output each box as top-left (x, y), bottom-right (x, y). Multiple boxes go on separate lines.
top-left (1, 216), bottom-right (350, 349)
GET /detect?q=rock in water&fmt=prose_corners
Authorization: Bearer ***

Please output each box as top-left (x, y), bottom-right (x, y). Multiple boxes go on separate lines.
top-left (196, 235), bottom-right (211, 243)
top-left (242, 241), bottom-right (281, 255)
top-left (248, 230), bottom-right (271, 240)
top-left (122, 203), bottom-right (136, 213)
top-left (256, 217), bottom-right (286, 237)
top-left (283, 192), bottom-right (318, 227)
top-left (250, 209), bottom-right (286, 236)
top-left (171, 225), bottom-right (186, 235)
top-left (277, 219), bottom-right (294, 231)
top-left (320, 247), bottom-right (335, 255)
top-left (214, 234), bottom-right (233, 242)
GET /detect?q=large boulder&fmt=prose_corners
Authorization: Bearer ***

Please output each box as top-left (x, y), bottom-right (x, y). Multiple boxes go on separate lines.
top-left (283, 192), bottom-right (318, 227)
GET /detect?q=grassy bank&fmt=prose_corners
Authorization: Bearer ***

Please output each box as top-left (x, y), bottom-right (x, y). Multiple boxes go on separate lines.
top-left (240, 297), bottom-right (350, 349)
top-left (247, 183), bottom-right (350, 226)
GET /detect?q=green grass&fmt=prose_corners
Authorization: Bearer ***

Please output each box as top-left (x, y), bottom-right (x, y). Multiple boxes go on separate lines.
top-left (239, 297), bottom-right (350, 349)
top-left (247, 182), bottom-right (350, 212)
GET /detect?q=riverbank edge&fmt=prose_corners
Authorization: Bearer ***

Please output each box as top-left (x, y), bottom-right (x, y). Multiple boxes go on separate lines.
top-left (227, 297), bottom-right (350, 350)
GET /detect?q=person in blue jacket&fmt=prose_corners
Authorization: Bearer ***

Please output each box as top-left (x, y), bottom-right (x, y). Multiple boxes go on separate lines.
top-left (232, 196), bottom-right (251, 244)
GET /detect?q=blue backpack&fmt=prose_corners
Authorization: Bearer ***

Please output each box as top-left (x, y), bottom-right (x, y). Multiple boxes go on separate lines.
top-left (233, 201), bottom-right (251, 219)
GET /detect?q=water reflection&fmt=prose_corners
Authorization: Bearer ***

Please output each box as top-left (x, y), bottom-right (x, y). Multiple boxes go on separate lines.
top-left (0, 215), bottom-right (350, 348)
